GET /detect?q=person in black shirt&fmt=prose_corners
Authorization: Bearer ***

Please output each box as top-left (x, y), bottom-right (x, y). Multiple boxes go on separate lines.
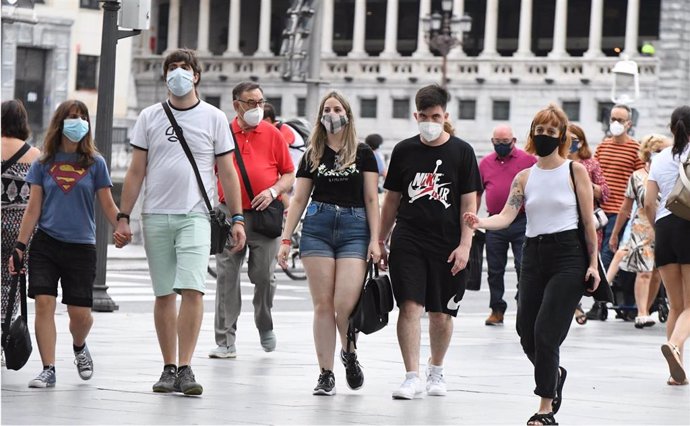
top-left (278, 91), bottom-right (381, 396)
top-left (379, 85), bottom-right (482, 400)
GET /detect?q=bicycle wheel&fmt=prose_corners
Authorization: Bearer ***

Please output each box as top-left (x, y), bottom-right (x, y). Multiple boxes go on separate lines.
top-left (282, 250), bottom-right (306, 280)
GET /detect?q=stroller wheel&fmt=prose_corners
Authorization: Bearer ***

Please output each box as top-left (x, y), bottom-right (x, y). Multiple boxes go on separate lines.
top-left (658, 303), bottom-right (669, 323)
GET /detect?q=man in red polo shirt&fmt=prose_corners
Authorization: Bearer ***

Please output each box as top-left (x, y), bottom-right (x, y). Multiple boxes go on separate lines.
top-left (210, 82), bottom-right (295, 359)
top-left (478, 124), bottom-right (536, 325)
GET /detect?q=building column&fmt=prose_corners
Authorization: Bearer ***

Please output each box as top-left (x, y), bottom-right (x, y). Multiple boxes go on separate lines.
top-left (548, 0), bottom-right (569, 58)
top-left (514, 0), bottom-right (533, 57)
top-left (623, 0), bottom-right (640, 56)
top-left (447, 0), bottom-right (466, 58)
top-left (197, 0), bottom-right (210, 54)
top-left (412, 0), bottom-right (432, 57)
top-left (224, 0), bottom-right (241, 56)
top-left (321, 0), bottom-right (335, 57)
top-left (255, 0), bottom-right (273, 56)
top-left (479, 0), bottom-right (498, 57)
top-left (165, 0), bottom-right (180, 52)
top-left (349, 0), bottom-right (367, 57)
top-left (381, 0), bottom-right (399, 58)
top-left (584, 0), bottom-right (604, 58)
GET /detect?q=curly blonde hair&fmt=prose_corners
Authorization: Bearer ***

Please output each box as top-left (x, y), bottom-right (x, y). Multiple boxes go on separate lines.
top-left (638, 133), bottom-right (671, 163)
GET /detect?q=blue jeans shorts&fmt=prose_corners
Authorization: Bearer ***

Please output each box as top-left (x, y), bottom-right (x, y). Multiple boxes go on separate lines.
top-left (300, 201), bottom-right (370, 260)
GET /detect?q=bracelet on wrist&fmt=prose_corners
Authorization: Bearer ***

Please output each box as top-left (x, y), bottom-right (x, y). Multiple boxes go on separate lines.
top-left (14, 241), bottom-right (27, 252)
top-left (231, 214), bottom-right (245, 224)
top-left (232, 221), bottom-right (245, 227)
top-left (281, 238), bottom-right (292, 246)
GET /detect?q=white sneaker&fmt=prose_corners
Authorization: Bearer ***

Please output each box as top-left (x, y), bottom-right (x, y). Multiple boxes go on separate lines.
top-left (426, 364), bottom-right (447, 396)
top-left (392, 373), bottom-right (424, 400)
top-left (208, 345), bottom-right (237, 359)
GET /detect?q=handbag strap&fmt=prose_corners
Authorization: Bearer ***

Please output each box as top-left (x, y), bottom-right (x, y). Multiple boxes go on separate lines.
top-left (230, 130), bottom-right (257, 201)
top-left (677, 151), bottom-right (690, 192)
top-left (2, 253), bottom-right (27, 333)
top-left (160, 101), bottom-right (213, 213)
top-left (2, 143), bottom-right (32, 174)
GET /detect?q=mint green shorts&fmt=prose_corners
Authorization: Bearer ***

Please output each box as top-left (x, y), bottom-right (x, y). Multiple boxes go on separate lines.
top-left (142, 213), bottom-right (210, 296)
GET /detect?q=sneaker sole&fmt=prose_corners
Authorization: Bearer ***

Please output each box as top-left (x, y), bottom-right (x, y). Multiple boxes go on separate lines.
top-left (346, 380), bottom-right (363, 391)
top-left (427, 388), bottom-right (447, 396)
top-left (313, 388), bottom-right (336, 396)
top-left (392, 391), bottom-right (423, 400)
top-left (209, 353), bottom-right (237, 359)
top-left (182, 385), bottom-right (203, 396)
top-left (28, 382), bottom-right (55, 388)
top-left (152, 386), bottom-right (175, 393)
top-left (78, 372), bottom-right (93, 380)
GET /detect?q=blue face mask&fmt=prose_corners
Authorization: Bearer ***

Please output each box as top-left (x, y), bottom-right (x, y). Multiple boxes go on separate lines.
top-left (570, 138), bottom-right (580, 154)
top-left (166, 67), bottom-right (194, 97)
top-left (493, 143), bottom-right (512, 158)
top-left (63, 118), bottom-right (90, 143)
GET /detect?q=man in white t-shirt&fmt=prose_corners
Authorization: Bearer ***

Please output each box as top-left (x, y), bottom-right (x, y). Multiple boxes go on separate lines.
top-left (116, 49), bottom-right (246, 396)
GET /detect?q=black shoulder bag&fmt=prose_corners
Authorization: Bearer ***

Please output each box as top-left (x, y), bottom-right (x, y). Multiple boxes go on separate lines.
top-left (1, 252), bottom-right (32, 370)
top-left (346, 260), bottom-right (394, 351)
top-left (161, 101), bottom-right (230, 254)
top-left (231, 132), bottom-right (284, 238)
top-left (570, 162), bottom-right (614, 303)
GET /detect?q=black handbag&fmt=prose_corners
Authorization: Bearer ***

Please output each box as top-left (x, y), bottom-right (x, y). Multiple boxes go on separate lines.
top-left (161, 102), bottom-right (231, 254)
top-left (1, 253), bottom-right (32, 371)
top-left (569, 162), bottom-right (614, 303)
top-left (231, 134), bottom-right (284, 239)
top-left (346, 260), bottom-right (394, 351)
top-left (465, 230), bottom-right (485, 291)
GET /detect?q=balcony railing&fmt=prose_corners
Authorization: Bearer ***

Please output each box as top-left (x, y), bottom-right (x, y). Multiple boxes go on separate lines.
top-left (133, 54), bottom-right (659, 87)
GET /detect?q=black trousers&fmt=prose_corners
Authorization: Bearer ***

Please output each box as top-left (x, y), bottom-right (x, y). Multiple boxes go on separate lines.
top-left (516, 229), bottom-right (587, 398)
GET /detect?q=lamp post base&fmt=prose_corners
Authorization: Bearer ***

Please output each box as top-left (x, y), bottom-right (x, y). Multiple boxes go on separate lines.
top-left (92, 285), bottom-right (119, 312)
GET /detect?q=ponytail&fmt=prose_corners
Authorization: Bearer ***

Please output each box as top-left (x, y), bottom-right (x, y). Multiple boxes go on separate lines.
top-left (444, 121), bottom-right (455, 137)
top-left (670, 105), bottom-right (690, 158)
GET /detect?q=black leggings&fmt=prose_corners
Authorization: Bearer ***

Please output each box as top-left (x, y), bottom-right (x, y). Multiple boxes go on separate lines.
top-left (517, 229), bottom-right (587, 398)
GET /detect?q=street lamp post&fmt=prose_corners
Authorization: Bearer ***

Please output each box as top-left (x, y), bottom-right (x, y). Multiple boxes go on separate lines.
top-left (92, 0), bottom-right (142, 312)
top-left (421, 0), bottom-right (472, 88)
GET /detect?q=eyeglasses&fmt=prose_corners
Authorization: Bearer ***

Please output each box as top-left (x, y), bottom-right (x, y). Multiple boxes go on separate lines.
top-left (237, 99), bottom-right (266, 108)
top-left (491, 138), bottom-right (514, 145)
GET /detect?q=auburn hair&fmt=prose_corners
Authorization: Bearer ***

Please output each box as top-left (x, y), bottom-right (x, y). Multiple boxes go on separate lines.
top-left (525, 104), bottom-right (571, 158)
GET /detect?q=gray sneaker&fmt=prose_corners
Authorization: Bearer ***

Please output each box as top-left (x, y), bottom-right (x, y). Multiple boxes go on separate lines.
top-left (74, 344), bottom-right (94, 380)
top-left (28, 368), bottom-right (56, 388)
top-left (175, 367), bottom-right (203, 396)
top-left (152, 365), bottom-right (177, 393)
top-left (208, 345), bottom-right (237, 359)
top-left (259, 330), bottom-right (276, 352)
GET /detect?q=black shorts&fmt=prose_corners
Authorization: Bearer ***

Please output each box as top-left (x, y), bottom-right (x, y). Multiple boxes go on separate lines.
top-left (28, 229), bottom-right (97, 307)
top-left (388, 239), bottom-right (466, 317)
top-left (655, 214), bottom-right (690, 267)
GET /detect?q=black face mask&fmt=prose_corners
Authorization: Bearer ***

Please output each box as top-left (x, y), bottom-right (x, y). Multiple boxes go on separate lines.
top-left (533, 134), bottom-right (561, 157)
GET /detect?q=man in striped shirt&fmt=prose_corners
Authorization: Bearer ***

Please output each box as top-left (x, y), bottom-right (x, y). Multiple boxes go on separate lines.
top-left (594, 104), bottom-right (645, 270)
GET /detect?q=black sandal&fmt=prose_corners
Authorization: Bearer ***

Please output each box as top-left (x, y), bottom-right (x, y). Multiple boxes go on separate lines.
top-left (575, 305), bottom-right (587, 325)
top-left (527, 412), bottom-right (558, 425)
top-left (552, 366), bottom-right (567, 414)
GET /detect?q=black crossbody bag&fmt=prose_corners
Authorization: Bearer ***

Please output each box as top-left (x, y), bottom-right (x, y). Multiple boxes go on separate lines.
top-left (161, 101), bottom-right (230, 254)
top-left (231, 131), bottom-right (284, 238)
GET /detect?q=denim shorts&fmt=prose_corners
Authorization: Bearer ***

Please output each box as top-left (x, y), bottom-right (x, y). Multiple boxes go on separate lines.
top-left (300, 201), bottom-right (370, 260)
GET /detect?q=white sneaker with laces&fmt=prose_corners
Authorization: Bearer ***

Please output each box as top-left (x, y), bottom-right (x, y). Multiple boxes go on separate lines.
top-left (392, 373), bottom-right (424, 400)
top-left (208, 345), bottom-right (237, 359)
top-left (426, 364), bottom-right (447, 396)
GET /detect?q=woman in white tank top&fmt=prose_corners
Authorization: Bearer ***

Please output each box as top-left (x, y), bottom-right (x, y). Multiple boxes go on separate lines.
top-left (464, 105), bottom-right (601, 425)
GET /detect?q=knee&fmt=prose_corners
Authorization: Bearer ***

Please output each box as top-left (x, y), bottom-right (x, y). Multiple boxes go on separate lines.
top-left (399, 301), bottom-right (423, 321)
top-left (428, 312), bottom-right (452, 329)
top-left (637, 272), bottom-right (652, 281)
top-left (180, 289), bottom-right (203, 302)
top-left (313, 300), bottom-right (335, 317)
top-left (34, 296), bottom-right (56, 314)
top-left (68, 307), bottom-right (93, 325)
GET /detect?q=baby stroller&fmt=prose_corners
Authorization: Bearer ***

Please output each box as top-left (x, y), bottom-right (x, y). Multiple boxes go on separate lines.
top-left (589, 269), bottom-right (669, 323)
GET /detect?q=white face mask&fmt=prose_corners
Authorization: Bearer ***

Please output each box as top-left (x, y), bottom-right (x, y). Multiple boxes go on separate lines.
top-left (418, 121), bottom-right (443, 142)
top-left (609, 121), bottom-right (626, 137)
top-left (166, 68), bottom-right (194, 97)
top-left (243, 106), bottom-right (264, 127)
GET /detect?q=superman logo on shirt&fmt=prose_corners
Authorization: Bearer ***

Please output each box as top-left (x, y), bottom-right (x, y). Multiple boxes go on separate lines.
top-left (50, 162), bottom-right (88, 193)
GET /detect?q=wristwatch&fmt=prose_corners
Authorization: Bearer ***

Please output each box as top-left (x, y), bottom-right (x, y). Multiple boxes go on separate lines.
top-left (268, 187), bottom-right (278, 199)
top-left (116, 212), bottom-right (130, 224)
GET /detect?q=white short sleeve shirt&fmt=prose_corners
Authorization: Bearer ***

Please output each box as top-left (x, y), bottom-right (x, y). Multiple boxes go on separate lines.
top-left (648, 144), bottom-right (690, 221)
top-left (130, 100), bottom-right (234, 214)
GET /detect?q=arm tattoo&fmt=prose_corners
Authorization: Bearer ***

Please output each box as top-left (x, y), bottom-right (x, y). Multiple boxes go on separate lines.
top-left (507, 178), bottom-right (524, 210)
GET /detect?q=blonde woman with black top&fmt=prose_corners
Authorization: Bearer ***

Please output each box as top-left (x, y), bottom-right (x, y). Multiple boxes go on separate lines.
top-left (277, 91), bottom-right (380, 396)
top-left (464, 104), bottom-right (600, 425)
